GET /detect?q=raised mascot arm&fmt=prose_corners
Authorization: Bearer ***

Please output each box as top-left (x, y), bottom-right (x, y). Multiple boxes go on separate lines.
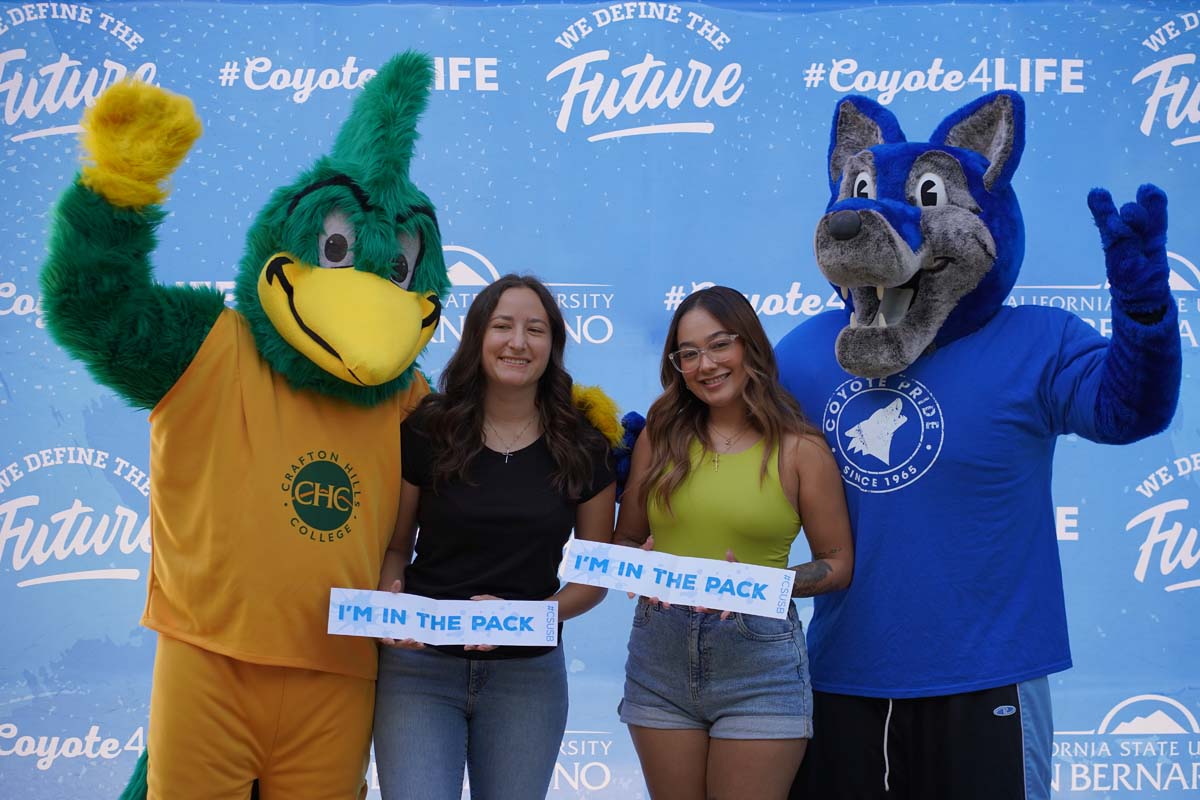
top-left (1084, 184), bottom-right (1181, 442)
top-left (41, 79), bottom-right (225, 410)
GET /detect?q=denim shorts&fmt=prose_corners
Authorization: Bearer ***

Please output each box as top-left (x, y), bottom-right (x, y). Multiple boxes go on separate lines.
top-left (619, 598), bottom-right (813, 739)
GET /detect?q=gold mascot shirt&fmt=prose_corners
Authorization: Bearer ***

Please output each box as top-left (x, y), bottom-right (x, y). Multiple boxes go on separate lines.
top-left (143, 309), bottom-right (426, 680)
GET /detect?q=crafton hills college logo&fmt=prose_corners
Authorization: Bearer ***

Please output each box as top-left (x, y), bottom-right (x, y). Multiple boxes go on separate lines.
top-left (280, 450), bottom-right (360, 543)
top-left (823, 375), bottom-right (944, 494)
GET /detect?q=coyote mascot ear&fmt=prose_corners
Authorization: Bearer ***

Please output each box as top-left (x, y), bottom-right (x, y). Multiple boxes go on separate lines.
top-left (930, 91), bottom-right (1024, 191)
top-left (826, 95), bottom-right (907, 196)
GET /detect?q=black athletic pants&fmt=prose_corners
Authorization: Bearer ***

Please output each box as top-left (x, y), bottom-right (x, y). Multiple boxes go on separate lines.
top-left (791, 683), bottom-right (1045, 800)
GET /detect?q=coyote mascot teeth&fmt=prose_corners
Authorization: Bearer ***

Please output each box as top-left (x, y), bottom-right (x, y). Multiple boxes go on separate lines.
top-left (777, 91), bottom-right (1180, 800)
top-left (41, 52), bottom-right (448, 799)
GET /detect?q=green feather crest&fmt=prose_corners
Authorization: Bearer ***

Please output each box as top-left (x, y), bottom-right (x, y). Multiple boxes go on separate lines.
top-left (234, 50), bottom-right (448, 406)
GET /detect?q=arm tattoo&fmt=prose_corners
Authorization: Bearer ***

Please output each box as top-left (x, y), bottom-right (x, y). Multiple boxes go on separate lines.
top-left (791, 560), bottom-right (833, 598)
top-left (812, 546), bottom-right (842, 560)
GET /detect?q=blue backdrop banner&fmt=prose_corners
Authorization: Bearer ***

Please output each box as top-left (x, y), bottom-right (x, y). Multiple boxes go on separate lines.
top-left (1, 1), bottom-right (1198, 797)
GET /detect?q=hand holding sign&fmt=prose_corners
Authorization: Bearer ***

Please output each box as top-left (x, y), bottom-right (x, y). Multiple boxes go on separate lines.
top-left (329, 589), bottom-right (559, 647)
top-left (625, 535), bottom-right (671, 609)
top-left (561, 540), bottom-right (794, 619)
top-left (463, 595), bottom-right (501, 653)
top-left (691, 549), bottom-right (739, 620)
top-left (378, 578), bottom-right (425, 650)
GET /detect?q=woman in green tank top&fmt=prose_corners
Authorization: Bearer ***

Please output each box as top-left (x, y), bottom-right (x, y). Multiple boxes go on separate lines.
top-left (614, 286), bottom-right (854, 800)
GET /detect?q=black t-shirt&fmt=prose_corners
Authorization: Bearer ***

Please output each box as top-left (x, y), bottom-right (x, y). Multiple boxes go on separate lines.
top-left (401, 416), bottom-right (614, 659)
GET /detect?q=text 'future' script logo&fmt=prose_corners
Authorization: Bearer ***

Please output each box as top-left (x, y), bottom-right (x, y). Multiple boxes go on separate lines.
top-left (823, 375), bottom-right (944, 494)
top-left (546, 3), bottom-right (745, 142)
top-left (1135, 11), bottom-right (1200, 147)
top-left (0, 5), bottom-right (155, 143)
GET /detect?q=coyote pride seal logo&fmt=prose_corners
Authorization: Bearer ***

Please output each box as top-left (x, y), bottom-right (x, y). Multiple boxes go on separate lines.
top-left (823, 375), bottom-right (944, 494)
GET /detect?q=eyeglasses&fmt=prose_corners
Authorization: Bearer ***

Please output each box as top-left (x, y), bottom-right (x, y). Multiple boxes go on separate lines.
top-left (668, 334), bottom-right (740, 373)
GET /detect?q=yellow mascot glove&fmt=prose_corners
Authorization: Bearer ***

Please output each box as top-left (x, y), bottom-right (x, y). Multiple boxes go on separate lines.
top-left (79, 79), bottom-right (202, 209)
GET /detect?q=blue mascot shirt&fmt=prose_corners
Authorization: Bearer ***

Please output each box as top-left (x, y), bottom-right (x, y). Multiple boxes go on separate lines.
top-left (776, 304), bottom-right (1119, 698)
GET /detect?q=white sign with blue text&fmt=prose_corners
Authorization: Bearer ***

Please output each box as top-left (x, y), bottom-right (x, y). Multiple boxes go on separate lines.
top-left (328, 589), bottom-right (559, 646)
top-left (560, 540), bottom-right (796, 618)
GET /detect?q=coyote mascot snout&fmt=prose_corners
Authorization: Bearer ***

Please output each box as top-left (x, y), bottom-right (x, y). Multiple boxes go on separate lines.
top-left (778, 91), bottom-right (1181, 800)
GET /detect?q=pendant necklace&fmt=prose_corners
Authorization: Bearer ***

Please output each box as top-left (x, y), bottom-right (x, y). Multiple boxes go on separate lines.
top-left (709, 424), bottom-right (749, 472)
top-left (485, 416), bottom-right (537, 463)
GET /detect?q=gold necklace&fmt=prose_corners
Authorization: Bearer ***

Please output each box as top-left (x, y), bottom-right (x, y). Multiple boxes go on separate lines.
top-left (709, 424), bottom-right (749, 472)
top-left (485, 416), bottom-right (538, 463)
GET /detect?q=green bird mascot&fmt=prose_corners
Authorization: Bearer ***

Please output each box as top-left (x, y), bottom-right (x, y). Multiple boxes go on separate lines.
top-left (41, 52), bottom-right (448, 799)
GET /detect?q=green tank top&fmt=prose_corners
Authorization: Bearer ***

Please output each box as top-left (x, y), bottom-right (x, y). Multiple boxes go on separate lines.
top-left (647, 438), bottom-right (801, 569)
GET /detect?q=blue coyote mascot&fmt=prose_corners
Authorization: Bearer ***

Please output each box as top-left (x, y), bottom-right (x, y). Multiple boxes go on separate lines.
top-left (777, 91), bottom-right (1181, 800)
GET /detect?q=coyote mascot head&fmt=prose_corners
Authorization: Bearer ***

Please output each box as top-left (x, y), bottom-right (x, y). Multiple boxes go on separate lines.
top-left (814, 91), bottom-right (1025, 378)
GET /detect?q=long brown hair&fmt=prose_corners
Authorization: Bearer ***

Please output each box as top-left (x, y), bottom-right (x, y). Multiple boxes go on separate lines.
top-left (415, 274), bottom-right (607, 498)
top-left (640, 286), bottom-right (816, 513)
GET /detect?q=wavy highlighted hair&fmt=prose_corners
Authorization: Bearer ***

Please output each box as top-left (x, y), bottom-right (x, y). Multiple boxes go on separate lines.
top-left (640, 286), bottom-right (816, 514)
top-left (415, 274), bottom-right (608, 499)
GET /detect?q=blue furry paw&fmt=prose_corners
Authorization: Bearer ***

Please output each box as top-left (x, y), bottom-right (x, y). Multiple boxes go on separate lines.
top-left (614, 411), bottom-right (645, 501)
top-left (1087, 184), bottom-right (1171, 318)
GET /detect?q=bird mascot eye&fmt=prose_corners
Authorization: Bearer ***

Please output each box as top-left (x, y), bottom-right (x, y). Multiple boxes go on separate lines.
top-left (390, 229), bottom-right (422, 289)
top-left (317, 209), bottom-right (357, 269)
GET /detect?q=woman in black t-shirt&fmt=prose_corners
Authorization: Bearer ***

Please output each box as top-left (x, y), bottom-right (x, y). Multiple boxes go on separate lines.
top-left (373, 274), bottom-right (616, 800)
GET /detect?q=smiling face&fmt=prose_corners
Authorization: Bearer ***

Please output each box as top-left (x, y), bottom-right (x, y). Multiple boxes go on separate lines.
top-left (481, 287), bottom-right (553, 393)
top-left (674, 307), bottom-right (748, 410)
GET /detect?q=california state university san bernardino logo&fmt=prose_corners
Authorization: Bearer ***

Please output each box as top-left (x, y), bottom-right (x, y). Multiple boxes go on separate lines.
top-left (823, 375), bottom-right (944, 494)
top-left (280, 451), bottom-right (360, 542)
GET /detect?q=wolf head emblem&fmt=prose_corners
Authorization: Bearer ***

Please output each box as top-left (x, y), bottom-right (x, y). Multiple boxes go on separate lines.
top-left (844, 398), bottom-right (908, 466)
top-left (814, 91), bottom-right (1025, 378)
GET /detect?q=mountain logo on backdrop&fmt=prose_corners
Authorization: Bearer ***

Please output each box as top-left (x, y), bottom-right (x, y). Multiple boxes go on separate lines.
top-left (1168, 251), bottom-right (1200, 292)
top-left (435, 244), bottom-right (617, 348)
top-left (1007, 251), bottom-right (1200, 349)
top-left (445, 244), bottom-right (503, 290)
top-left (1052, 693), bottom-right (1200, 793)
top-left (545, 3), bottom-right (746, 142)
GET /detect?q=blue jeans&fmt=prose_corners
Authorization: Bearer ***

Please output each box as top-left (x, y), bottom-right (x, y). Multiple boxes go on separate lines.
top-left (374, 645), bottom-right (568, 800)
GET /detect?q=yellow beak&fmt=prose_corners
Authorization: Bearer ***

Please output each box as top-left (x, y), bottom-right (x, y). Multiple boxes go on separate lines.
top-left (256, 254), bottom-right (440, 386)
